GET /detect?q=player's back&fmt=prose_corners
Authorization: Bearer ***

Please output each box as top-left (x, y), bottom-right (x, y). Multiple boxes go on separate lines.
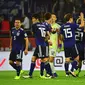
top-left (32, 22), bottom-right (48, 46)
top-left (61, 23), bottom-right (79, 47)
top-left (42, 22), bottom-right (51, 32)
top-left (75, 27), bottom-right (84, 50)
top-left (75, 27), bottom-right (84, 43)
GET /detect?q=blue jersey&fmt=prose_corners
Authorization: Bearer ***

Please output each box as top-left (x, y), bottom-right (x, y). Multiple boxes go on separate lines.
top-left (11, 27), bottom-right (28, 52)
top-left (75, 27), bottom-right (84, 43)
top-left (83, 32), bottom-right (85, 45)
top-left (42, 22), bottom-right (51, 32)
top-left (32, 22), bottom-right (50, 46)
top-left (42, 22), bottom-right (51, 46)
top-left (75, 27), bottom-right (84, 50)
top-left (60, 23), bottom-right (79, 48)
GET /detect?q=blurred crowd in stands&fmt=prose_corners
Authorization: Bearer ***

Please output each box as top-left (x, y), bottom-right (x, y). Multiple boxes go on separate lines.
top-left (0, 0), bottom-right (85, 37)
top-left (0, 0), bottom-right (85, 51)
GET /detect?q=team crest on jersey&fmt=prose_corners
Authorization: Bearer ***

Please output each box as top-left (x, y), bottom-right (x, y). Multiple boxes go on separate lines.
top-left (12, 32), bottom-right (14, 34)
top-left (17, 32), bottom-right (20, 36)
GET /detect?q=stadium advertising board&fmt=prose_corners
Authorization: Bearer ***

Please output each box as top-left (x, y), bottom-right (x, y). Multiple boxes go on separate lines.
top-left (0, 51), bottom-right (85, 70)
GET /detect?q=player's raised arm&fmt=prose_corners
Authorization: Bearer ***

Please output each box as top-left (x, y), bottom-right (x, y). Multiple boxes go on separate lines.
top-left (79, 12), bottom-right (84, 28)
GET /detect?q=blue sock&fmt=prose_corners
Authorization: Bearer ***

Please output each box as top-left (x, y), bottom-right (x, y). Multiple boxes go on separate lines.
top-left (64, 62), bottom-right (69, 73)
top-left (40, 62), bottom-right (45, 76)
top-left (10, 63), bottom-right (17, 70)
top-left (29, 62), bottom-right (35, 76)
top-left (71, 60), bottom-right (78, 72)
top-left (44, 62), bottom-right (52, 76)
top-left (16, 65), bottom-right (21, 76)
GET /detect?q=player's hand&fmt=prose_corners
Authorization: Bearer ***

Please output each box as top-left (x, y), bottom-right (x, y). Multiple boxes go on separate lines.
top-left (24, 49), bottom-right (28, 55)
top-left (80, 12), bottom-right (84, 19)
top-left (56, 28), bottom-right (60, 33)
top-left (48, 40), bottom-right (52, 46)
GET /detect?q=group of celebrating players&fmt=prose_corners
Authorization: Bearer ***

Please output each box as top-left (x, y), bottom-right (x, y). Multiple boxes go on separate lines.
top-left (9, 11), bottom-right (85, 79)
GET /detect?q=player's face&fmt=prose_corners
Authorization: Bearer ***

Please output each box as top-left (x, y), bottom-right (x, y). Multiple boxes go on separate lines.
top-left (14, 20), bottom-right (21, 29)
top-left (32, 17), bottom-right (38, 24)
top-left (51, 14), bottom-right (57, 23)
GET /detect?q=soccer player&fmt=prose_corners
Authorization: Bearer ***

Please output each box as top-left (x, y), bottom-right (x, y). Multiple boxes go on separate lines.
top-left (49, 13), bottom-right (61, 77)
top-left (59, 12), bottom-right (84, 77)
top-left (9, 18), bottom-right (29, 79)
top-left (75, 18), bottom-right (84, 76)
top-left (23, 13), bottom-right (53, 79)
top-left (40, 12), bottom-right (52, 77)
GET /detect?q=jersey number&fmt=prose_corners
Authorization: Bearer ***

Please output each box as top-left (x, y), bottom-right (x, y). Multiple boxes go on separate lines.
top-left (14, 36), bottom-right (16, 40)
top-left (39, 28), bottom-right (46, 37)
top-left (63, 28), bottom-right (72, 38)
top-left (75, 32), bottom-right (83, 41)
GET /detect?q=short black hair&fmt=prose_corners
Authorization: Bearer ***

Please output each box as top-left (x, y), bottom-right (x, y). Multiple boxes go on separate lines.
top-left (32, 13), bottom-right (41, 20)
top-left (64, 13), bottom-right (73, 22)
top-left (44, 12), bottom-right (51, 20)
top-left (14, 17), bottom-right (21, 22)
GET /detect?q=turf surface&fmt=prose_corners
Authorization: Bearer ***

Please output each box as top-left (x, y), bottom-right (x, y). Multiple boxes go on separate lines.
top-left (0, 71), bottom-right (85, 85)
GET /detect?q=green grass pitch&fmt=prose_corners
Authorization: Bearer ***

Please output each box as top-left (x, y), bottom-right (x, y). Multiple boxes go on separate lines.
top-left (0, 71), bottom-right (85, 85)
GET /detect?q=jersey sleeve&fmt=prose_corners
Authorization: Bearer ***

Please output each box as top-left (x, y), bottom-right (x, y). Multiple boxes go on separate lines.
top-left (46, 24), bottom-right (51, 32)
top-left (10, 27), bottom-right (15, 36)
top-left (22, 30), bottom-right (28, 38)
top-left (10, 28), bottom-right (12, 36)
top-left (24, 32), bottom-right (28, 38)
top-left (60, 25), bottom-right (63, 34)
